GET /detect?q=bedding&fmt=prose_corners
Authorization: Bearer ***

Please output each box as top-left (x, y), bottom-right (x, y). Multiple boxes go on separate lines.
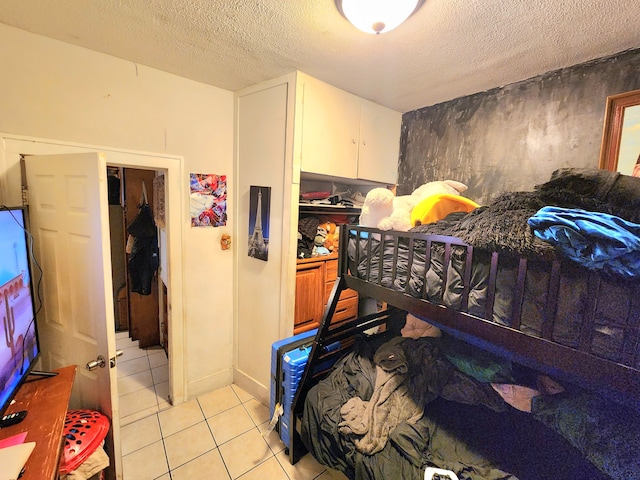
top-left (301, 335), bottom-right (516, 480)
top-left (528, 206), bottom-right (640, 278)
top-left (346, 168), bottom-right (640, 370)
top-left (531, 389), bottom-right (640, 479)
top-left (301, 332), bottom-right (615, 480)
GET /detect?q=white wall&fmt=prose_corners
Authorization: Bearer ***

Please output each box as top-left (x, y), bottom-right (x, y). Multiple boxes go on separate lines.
top-left (234, 79), bottom-right (297, 402)
top-left (0, 24), bottom-right (235, 399)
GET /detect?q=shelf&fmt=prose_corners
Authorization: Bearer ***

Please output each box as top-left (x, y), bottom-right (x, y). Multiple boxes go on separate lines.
top-left (298, 204), bottom-right (361, 216)
top-left (300, 171), bottom-right (393, 187)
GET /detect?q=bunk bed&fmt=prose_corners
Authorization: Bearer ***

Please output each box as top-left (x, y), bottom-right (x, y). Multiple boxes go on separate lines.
top-left (288, 168), bottom-right (640, 480)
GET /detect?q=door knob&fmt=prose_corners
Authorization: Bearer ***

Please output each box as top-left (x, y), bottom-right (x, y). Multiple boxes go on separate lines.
top-left (86, 355), bottom-right (106, 371)
top-left (110, 350), bottom-right (124, 368)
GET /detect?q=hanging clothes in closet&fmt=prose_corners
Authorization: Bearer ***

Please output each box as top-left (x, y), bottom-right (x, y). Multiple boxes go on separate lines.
top-left (126, 180), bottom-right (159, 295)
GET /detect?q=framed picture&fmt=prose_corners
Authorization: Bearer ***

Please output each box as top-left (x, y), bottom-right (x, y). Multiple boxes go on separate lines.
top-left (599, 89), bottom-right (640, 176)
top-left (189, 173), bottom-right (227, 227)
top-left (248, 186), bottom-right (271, 261)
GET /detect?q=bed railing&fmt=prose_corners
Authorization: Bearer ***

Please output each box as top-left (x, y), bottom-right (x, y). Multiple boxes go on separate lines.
top-left (340, 225), bottom-right (640, 402)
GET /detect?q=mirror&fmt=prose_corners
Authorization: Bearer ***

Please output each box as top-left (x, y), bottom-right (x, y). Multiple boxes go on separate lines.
top-left (599, 89), bottom-right (640, 176)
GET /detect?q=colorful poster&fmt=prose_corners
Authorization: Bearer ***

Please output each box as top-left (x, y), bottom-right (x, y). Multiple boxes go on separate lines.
top-left (190, 173), bottom-right (227, 227)
top-left (248, 186), bottom-right (271, 261)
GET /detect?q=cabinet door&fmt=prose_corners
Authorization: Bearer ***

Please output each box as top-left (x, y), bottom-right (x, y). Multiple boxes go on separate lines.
top-left (358, 99), bottom-right (402, 184)
top-left (300, 76), bottom-right (359, 178)
top-left (294, 261), bottom-right (325, 333)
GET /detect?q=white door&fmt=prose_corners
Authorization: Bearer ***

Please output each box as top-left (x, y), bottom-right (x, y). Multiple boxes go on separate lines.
top-left (25, 152), bottom-right (122, 479)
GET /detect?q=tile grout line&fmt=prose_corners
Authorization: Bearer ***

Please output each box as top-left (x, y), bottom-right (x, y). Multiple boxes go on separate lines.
top-left (196, 397), bottom-right (235, 480)
top-left (145, 346), bottom-right (171, 479)
top-left (236, 398), bottom-right (284, 479)
top-left (158, 412), bottom-right (172, 480)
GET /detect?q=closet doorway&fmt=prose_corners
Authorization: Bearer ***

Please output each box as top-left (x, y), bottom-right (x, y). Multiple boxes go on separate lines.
top-left (109, 167), bottom-right (162, 349)
top-left (109, 165), bottom-right (176, 427)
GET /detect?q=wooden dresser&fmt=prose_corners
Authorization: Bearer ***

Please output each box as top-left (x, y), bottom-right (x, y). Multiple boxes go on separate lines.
top-left (0, 365), bottom-right (76, 480)
top-left (294, 253), bottom-right (358, 334)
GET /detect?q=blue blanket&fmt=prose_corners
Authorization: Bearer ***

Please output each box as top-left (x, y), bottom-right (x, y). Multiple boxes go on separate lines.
top-left (527, 206), bottom-right (640, 279)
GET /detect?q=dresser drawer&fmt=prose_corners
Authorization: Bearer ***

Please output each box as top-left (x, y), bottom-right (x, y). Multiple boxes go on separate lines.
top-left (325, 258), bottom-right (339, 281)
top-left (324, 282), bottom-right (358, 305)
top-left (331, 296), bottom-right (359, 323)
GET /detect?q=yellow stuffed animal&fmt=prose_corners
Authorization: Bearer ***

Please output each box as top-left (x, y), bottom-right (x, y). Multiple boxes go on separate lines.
top-left (320, 221), bottom-right (339, 252)
top-left (411, 193), bottom-right (479, 227)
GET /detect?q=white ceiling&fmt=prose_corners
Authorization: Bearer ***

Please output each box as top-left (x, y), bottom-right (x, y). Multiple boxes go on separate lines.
top-left (0, 0), bottom-right (638, 113)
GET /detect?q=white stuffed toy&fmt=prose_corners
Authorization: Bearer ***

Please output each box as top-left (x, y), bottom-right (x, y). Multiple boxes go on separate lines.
top-left (358, 188), bottom-right (394, 229)
top-left (359, 180), bottom-right (468, 231)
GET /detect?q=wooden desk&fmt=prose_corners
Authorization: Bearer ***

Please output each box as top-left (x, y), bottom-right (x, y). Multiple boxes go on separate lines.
top-left (0, 365), bottom-right (76, 480)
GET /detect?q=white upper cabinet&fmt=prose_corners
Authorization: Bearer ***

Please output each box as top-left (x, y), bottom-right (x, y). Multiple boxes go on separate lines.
top-left (358, 99), bottom-right (402, 184)
top-left (298, 74), bottom-right (401, 184)
top-left (299, 76), bottom-right (360, 179)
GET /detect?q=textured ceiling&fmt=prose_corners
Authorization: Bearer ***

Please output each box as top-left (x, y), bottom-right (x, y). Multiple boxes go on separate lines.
top-left (0, 0), bottom-right (638, 113)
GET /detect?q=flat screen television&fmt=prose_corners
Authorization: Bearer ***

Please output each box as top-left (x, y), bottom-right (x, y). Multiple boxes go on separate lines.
top-left (0, 206), bottom-right (41, 417)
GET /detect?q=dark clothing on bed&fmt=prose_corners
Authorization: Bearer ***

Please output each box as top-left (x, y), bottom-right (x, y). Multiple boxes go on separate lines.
top-left (302, 336), bottom-right (514, 480)
top-left (302, 335), bottom-right (616, 480)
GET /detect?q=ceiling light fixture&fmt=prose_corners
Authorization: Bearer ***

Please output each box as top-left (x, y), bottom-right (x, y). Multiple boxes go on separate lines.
top-left (335, 0), bottom-right (425, 35)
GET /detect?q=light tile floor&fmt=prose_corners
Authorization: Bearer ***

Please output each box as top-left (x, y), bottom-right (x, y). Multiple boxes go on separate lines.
top-left (116, 331), bottom-right (331, 480)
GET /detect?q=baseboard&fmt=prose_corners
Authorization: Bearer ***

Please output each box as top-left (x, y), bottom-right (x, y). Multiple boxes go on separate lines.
top-left (233, 368), bottom-right (269, 406)
top-left (186, 368), bottom-right (233, 400)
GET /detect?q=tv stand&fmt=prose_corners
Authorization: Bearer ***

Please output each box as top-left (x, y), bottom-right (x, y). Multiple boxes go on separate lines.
top-left (0, 365), bottom-right (76, 480)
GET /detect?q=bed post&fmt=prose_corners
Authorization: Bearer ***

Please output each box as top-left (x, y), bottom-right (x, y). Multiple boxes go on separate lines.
top-left (289, 240), bottom-right (350, 464)
top-left (337, 223), bottom-right (349, 277)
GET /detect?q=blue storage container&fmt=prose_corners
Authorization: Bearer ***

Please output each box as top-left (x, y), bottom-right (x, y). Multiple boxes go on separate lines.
top-left (269, 329), bottom-right (317, 448)
top-left (279, 341), bottom-right (314, 448)
top-left (269, 329), bottom-right (341, 449)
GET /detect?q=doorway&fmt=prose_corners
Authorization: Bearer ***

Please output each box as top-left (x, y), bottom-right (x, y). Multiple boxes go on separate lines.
top-left (108, 166), bottom-right (173, 425)
top-left (109, 167), bottom-right (162, 348)
top-left (2, 135), bottom-right (187, 467)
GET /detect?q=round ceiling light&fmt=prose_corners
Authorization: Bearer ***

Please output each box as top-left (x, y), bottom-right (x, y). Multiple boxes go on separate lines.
top-left (335, 0), bottom-right (425, 35)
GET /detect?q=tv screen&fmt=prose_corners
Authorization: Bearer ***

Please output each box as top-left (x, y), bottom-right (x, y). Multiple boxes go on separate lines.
top-left (0, 206), bottom-right (41, 416)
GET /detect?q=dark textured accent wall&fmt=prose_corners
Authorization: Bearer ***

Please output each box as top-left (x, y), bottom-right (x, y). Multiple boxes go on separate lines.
top-left (398, 49), bottom-right (640, 204)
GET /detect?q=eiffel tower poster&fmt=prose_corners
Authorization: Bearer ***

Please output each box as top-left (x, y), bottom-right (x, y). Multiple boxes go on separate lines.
top-left (248, 186), bottom-right (271, 261)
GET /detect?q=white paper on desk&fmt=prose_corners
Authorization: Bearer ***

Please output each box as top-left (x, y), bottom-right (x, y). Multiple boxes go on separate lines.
top-left (0, 441), bottom-right (36, 480)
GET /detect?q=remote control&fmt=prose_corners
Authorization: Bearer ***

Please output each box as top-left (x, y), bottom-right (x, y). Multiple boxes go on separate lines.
top-left (0, 410), bottom-right (27, 427)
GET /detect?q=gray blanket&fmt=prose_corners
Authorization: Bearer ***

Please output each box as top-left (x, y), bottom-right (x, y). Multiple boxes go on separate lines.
top-left (338, 337), bottom-right (506, 456)
top-left (412, 168), bottom-right (640, 259)
top-left (338, 338), bottom-right (431, 455)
